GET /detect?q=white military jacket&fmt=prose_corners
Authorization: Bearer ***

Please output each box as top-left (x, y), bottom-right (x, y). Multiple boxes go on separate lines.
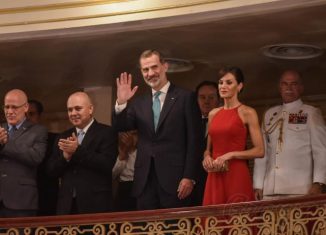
top-left (254, 99), bottom-right (326, 196)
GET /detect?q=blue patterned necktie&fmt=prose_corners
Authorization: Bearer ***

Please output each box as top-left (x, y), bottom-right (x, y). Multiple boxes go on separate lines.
top-left (8, 126), bottom-right (17, 139)
top-left (77, 130), bottom-right (85, 145)
top-left (152, 91), bottom-right (161, 131)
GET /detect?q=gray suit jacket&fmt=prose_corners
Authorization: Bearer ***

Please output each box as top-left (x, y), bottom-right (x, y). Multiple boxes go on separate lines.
top-left (0, 120), bottom-right (47, 210)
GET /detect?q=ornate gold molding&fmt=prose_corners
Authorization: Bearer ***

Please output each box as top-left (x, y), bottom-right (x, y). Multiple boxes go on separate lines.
top-left (1, 195), bottom-right (326, 235)
top-left (0, 0), bottom-right (225, 27)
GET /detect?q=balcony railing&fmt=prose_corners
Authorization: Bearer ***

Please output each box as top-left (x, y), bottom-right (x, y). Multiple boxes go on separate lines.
top-left (1, 194), bottom-right (326, 234)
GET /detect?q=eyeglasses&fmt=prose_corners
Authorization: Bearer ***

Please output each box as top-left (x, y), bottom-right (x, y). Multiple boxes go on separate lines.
top-left (3, 103), bottom-right (26, 111)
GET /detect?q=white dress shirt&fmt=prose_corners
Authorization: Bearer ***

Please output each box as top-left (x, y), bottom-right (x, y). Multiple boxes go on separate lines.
top-left (115, 81), bottom-right (171, 113)
top-left (112, 150), bottom-right (137, 182)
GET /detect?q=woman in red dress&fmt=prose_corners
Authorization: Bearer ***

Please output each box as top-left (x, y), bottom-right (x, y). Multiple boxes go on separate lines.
top-left (202, 66), bottom-right (264, 205)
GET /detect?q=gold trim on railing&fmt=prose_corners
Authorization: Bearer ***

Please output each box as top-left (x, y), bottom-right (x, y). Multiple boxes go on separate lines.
top-left (0, 0), bottom-right (225, 28)
top-left (1, 196), bottom-right (326, 235)
top-left (0, 0), bottom-right (131, 14)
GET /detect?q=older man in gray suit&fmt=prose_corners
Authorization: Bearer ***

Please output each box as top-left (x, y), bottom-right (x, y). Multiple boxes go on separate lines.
top-left (0, 89), bottom-right (47, 217)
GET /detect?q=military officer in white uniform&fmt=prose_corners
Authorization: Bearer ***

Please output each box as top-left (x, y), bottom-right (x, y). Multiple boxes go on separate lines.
top-left (253, 70), bottom-right (326, 200)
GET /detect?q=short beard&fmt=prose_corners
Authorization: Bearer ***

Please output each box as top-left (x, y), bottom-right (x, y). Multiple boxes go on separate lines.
top-left (145, 78), bottom-right (160, 89)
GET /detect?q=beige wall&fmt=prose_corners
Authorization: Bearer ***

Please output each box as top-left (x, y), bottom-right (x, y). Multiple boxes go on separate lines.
top-left (1, 0), bottom-right (326, 129)
top-left (0, 0), bottom-right (286, 34)
top-left (42, 87), bottom-right (113, 133)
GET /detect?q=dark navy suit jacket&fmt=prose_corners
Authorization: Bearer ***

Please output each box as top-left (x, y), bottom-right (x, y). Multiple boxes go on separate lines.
top-left (113, 84), bottom-right (202, 197)
top-left (47, 120), bottom-right (118, 214)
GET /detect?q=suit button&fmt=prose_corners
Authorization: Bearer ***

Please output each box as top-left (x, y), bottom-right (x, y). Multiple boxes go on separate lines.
top-left (275, 166), bottom-right (279, 169)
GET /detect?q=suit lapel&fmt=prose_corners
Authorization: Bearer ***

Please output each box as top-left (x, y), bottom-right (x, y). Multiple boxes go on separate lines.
top-left (156, 85), bottom-right (178, 131)
top-left (142, 94), bottom-right (155, 133)
top-left (12, 120), bottom-right (33, 139)
top-left (79, 120), bottom-right (97, 146)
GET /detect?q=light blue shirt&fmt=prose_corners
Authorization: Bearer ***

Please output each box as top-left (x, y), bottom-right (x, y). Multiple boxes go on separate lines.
top-left (8, 117), bottom-right (26, 131)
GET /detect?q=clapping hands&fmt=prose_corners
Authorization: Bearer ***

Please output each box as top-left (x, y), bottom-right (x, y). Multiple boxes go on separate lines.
top-left (58, 132), bottom-right (78, 161)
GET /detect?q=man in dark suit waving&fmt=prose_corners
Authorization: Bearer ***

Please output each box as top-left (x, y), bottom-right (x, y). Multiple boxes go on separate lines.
top-left (114, 50), bottom-right (202, 210)
top-left (47, 92), bottom-right (117, 215)
top-left (0, 89), bottom-right (47, 217)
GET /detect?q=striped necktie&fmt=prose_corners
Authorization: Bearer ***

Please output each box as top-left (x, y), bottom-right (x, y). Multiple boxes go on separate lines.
top-left (77, 130), bottom-right (85, 145)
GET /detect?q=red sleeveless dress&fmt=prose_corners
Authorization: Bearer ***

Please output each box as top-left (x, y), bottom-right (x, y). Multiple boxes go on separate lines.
top-left (203, 106), bottom-right (255, 205)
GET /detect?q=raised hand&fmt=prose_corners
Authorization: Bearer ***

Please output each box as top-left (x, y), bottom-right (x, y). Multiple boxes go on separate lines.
top-left (116, 72), bottom-right (138, 104)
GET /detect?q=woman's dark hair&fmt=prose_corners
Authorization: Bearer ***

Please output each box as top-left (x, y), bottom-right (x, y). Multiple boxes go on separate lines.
top-left (218, 66), bottom-right (244, 84)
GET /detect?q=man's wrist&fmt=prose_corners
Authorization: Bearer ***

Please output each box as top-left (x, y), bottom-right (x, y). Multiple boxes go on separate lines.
top-left (183, 178), bottom-right (196, 185)
top-left (118, 153), bottom-right (128, 161)
top-left (116, 99), bottom-right (127, 105)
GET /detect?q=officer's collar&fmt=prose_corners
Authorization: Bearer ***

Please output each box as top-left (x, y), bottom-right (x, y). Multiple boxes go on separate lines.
top-left (283, 99), bottom-right (303, 111)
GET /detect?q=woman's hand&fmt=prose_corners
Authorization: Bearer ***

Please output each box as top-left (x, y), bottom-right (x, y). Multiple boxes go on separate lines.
top-left (213, 152), bottom-right (233, 171)
top-left (202, 155), bottom-right (215, 172)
